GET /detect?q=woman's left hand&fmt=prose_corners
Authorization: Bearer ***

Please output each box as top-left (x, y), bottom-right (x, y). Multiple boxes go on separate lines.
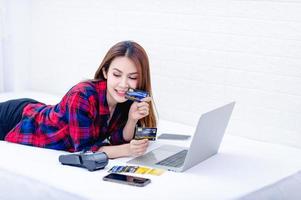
top-left (128, 97), bottom-right (152, 122)
top-left (128, 139), bottom-right (149, 156)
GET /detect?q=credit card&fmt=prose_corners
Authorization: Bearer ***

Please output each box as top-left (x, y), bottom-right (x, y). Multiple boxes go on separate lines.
top-left (125, 166), bottom-right (139, 173)
top-left (108, 165), bottom-right (165, 176)
top-left (109, 166), bottom-right (119, 173)
top-left (125, 88), bottom-right (149, 102)
top-left (147, 168), bottom-right (165, 176)
top-left (135, 166), bottom-right (151, 174)
top-left (115, 166), bottom-right (126, 173)
top-left (135, 127), bottom-right (157, 141)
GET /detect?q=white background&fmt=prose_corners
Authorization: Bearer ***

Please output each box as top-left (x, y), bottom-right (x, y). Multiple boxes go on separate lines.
top-left (0, 0), bottom-right (4, 91)
top-left (0, 0), bottom-right (301, 148)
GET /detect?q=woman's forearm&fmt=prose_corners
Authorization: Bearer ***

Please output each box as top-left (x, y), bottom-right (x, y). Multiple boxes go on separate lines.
top-left (98, 139), bottom-right (148, 159)
top-left (98, 143), bottom-right (130, 159)
top-left (122, 118), bottom-right (138, 141)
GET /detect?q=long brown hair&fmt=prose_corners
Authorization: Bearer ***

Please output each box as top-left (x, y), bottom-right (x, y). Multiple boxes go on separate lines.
top-left (94, 41), bottom-right (157, 128)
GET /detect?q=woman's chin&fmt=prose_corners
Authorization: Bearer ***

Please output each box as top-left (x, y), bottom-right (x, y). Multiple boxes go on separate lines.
top-left (114, 95), bottom-right (127, 103)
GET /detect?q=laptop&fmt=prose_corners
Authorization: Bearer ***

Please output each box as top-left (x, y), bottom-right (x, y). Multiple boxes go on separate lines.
top-left (127, 102), bottom-right (235, 172)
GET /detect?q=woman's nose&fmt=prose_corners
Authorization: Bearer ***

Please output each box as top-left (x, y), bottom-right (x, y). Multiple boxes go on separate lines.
top-left (119, 77), bottom-right (129, 88)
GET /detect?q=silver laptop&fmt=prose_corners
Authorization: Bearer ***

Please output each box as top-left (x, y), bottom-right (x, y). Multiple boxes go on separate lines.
top-left (127, 102), bottom-right (235, 172)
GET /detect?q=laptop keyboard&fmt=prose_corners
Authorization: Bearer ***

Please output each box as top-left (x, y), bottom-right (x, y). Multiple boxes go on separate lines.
top-left (156, 150), bottom-right (188, 167)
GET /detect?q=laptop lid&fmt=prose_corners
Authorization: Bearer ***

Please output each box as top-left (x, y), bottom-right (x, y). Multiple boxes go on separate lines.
top-left (182, 101), bottom-right (235, 171)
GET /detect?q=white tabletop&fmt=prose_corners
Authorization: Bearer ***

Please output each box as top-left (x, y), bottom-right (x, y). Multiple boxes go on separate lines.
top-left (1, 93), bottom-right (301, 199)
top-left (1, 129), bottom-right (301, 200)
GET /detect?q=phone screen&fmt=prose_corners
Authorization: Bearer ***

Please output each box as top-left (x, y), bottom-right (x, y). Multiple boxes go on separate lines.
top-left (103, 173), bottom-right (151, 187)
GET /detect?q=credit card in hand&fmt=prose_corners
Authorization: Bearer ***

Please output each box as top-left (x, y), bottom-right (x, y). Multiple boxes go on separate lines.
top-left (135, 127), bottom-right (157, 141)
top-left (125, 88), bottom-right (149, 102)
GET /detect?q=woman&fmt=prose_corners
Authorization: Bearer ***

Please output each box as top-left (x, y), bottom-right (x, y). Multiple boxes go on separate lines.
top-left (0, 41), bottom-right (157, 159)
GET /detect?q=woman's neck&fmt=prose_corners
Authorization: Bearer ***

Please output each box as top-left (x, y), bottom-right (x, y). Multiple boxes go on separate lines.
top-left (106, 91), bottom-right (117, 115)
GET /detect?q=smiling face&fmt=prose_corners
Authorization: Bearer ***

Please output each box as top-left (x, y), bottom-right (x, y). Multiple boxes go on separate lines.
top-left (103, 56), bottom-right (139, 106)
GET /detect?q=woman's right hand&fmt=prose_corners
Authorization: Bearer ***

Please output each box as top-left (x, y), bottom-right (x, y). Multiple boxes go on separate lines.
top-left (128, 97), bottom-right (152, 122)
top-left (128, 139), bottom-right (149, 157)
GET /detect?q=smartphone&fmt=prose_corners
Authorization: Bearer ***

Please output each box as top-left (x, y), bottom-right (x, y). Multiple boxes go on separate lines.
top-left (103, 173), bottom-right (151, 187)
top-left (157, 133), bottom-right (191, 140)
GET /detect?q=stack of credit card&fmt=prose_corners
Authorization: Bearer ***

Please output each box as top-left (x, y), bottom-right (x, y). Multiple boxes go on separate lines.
top-left (125, 88), bottom-right (149, 102)
top-left (108, 165), bottom-right (165, 176)
top-left (135, 127), bottom-right (157, 140)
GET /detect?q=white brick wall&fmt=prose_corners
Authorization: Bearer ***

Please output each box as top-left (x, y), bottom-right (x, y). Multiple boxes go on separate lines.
top-left (4, 0), bottom-right (301, 148)
top-left (1, 0), bottom-right (31, 92)
top-left (0, 0), bottom-right (4, 92)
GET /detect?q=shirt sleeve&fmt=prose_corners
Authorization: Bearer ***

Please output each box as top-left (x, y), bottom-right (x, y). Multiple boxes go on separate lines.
top-left (109, 128), bottom-right (128, 145)
top-left (67, 92), bottom-right (107, 152)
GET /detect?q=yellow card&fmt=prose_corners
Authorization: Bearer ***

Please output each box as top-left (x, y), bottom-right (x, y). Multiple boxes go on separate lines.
top-left (147, 168), bottom-right (165, 176)
top-left (135, 166), bottom-right (151, 174)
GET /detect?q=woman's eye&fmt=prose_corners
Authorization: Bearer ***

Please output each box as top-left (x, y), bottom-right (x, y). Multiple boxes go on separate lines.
top-left (129, 76), bottom-right (137, 80)
top-left (113, 73), bottom-right (121, 77)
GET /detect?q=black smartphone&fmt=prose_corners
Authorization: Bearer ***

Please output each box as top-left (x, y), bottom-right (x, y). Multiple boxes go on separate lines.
top-left (157, 133), bottom-right (191, 140)
top-left (103, 173), bottom-right (151, 187)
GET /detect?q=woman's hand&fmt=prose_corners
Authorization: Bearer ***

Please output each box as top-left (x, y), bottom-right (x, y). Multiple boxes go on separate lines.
top-left (128, 97), bottom-right (152, 122)
top-left (98, 139), bottom-right (149, 159)
top-left (128, 139), bottom-right (149, 156)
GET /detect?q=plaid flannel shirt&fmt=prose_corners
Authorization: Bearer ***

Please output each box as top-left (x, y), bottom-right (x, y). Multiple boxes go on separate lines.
top-left (5, 80), bottom-right (131, 152)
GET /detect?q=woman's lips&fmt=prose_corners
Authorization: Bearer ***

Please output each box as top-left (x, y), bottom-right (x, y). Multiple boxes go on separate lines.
top-left (115, 89), bottom-right (126, 97)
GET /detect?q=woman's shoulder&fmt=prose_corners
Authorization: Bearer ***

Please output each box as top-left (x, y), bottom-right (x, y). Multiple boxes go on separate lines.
top-left (66, 80), bottom-right (106, 98)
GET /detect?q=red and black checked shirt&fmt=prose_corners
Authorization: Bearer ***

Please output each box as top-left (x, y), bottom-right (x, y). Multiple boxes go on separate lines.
top-left (5, 80), bottom-right (131, 152)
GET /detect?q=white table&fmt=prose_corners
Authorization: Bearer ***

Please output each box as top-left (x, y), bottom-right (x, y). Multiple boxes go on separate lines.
top-left (1, 92), bottom-right (301, 199)
top-left (1, 125), bottom-right (301, 199)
